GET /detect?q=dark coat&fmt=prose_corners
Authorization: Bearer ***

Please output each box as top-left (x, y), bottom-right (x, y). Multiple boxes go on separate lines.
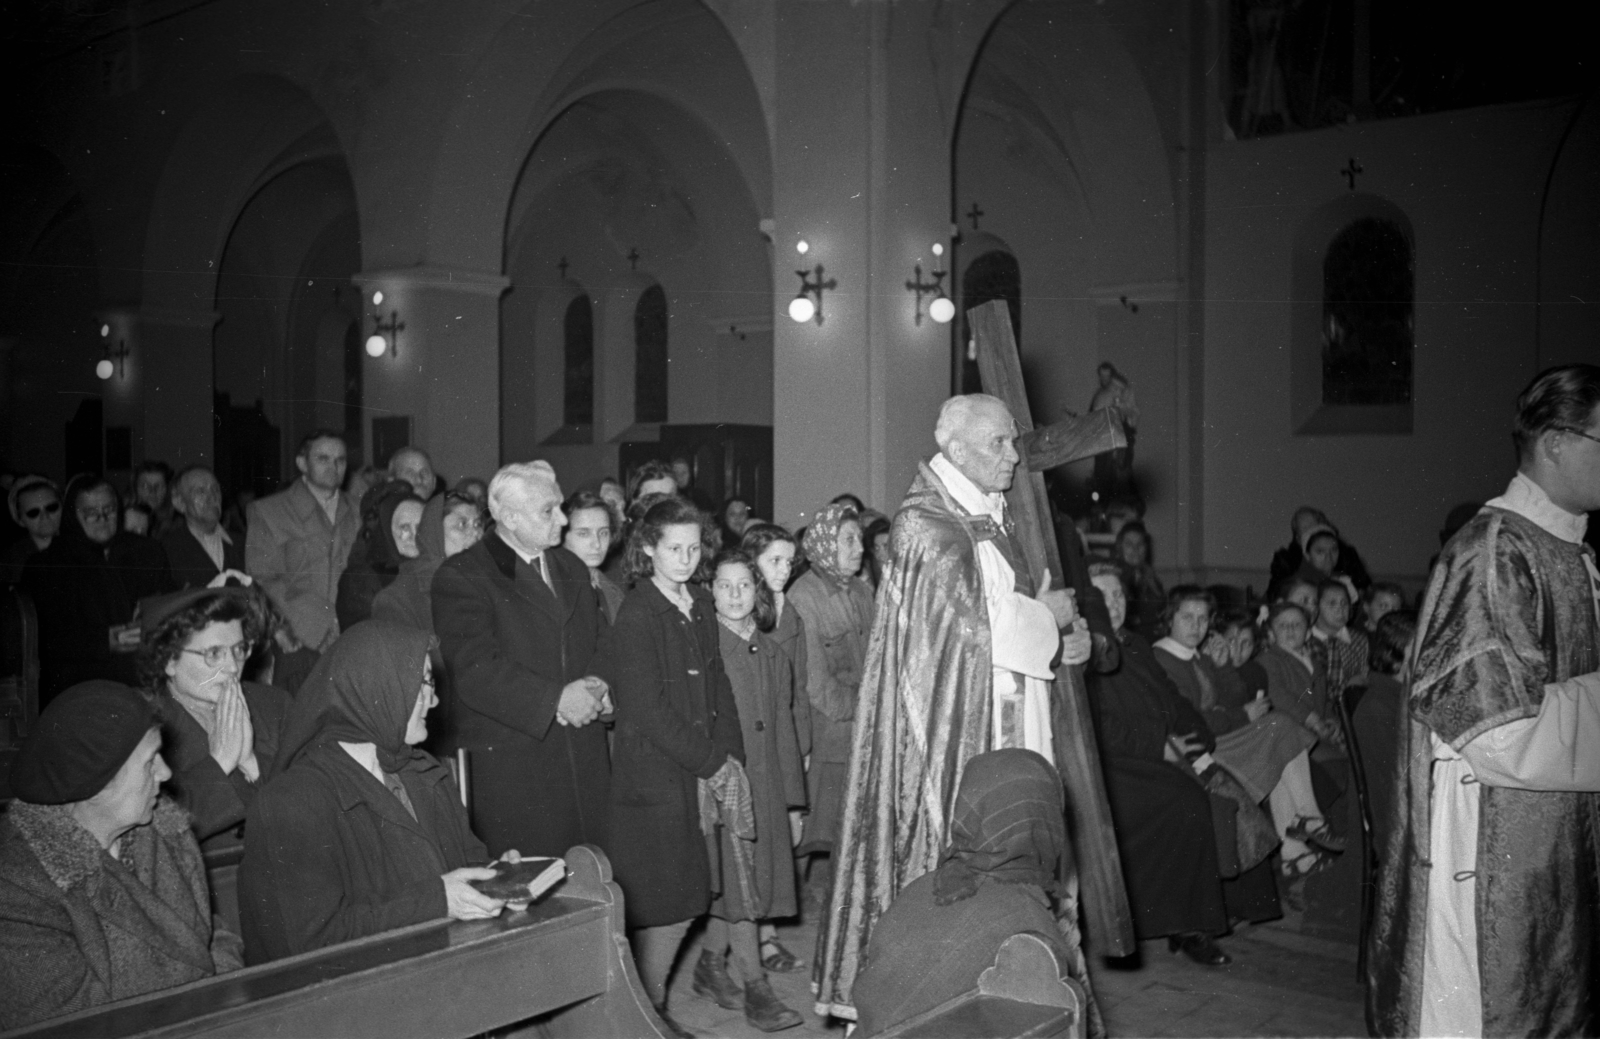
top-left (153, 681), bottom-right (292, 850)
top-left (161, 524), bottom-right (245, 590)
top-left (432, 534), bottom-right (609, 858)
top-left (23, 531), bottom-right (171, 704)
top-left (601, 580), bottom-right (744, 928)
top-left (238, 744), bottom-right (487, 963)
top-left (0, 798), bottom-right (242, 1029)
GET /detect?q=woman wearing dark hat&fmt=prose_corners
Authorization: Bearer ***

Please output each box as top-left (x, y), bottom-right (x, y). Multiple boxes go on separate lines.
top-left (849, 749), bottom-right (1084, 1036)
top-left (238, 621), bottom-right (508, 963)
top-left (0, 681), bottom-right (244, 1029)
top-left (139, 587), bottom-right (292, 851)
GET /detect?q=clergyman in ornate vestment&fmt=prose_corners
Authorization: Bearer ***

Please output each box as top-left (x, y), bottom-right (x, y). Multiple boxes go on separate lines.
top-left (1369, 363), bottom-right (1600, 1037)
top-left (812, 394), bottom-right (1094, 1021)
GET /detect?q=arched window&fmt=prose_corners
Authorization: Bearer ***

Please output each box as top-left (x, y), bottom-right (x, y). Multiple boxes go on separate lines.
top-left (563, 293), bottom-right (594, 428)
top-left (1322, 218), bottom-right (1413, 406)
top-left (634, 284), bottom-right (668, 424)
top-left (1290, 194), bottom-right (1414, 434)
top-left (958, 251), bottom-right (1021, 394)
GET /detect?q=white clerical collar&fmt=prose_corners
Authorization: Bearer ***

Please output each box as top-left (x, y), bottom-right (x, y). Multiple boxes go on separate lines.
top-left (1487, 471), bottom-right (1589, 545)
top-left (1153, 636), bottom-right (1196, 661)
top-left (496, 530), bottom-right (541, 566)
top-left (930, 453), bottom-right (1007, 523)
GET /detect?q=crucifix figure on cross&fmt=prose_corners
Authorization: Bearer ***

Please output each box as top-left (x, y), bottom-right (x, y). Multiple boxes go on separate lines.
top-left (556, 256), bottom-right (569, 280)
top-left (627, 247), bottom-right (640, 271)
top-left (967, 201), bottom-right (985, 231)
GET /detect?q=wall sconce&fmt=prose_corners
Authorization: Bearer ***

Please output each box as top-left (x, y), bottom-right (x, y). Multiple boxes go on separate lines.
top-left (96, 322), bottom-right (129, 380)
top-left (907, 243), bottom-right (954, 326)
top-left (365, 295), bottom-right (405, 358)
top-left (788, 240), bottom-right (836, 325)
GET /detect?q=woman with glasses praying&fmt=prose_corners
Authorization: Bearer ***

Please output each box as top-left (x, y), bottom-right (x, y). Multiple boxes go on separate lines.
top-left (137, 587), bottom-right (291, 853)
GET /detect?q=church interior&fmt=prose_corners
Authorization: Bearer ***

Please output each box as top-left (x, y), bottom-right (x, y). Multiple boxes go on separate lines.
top-left (0, 1), bottom-right (1596, 1036)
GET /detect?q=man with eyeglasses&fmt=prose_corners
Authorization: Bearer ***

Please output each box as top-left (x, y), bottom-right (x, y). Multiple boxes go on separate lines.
top-left (1371, 363), bottom-right (1600, 1037)
top-left (2, 475), bottom-right (60, 586)
top-left (22, 476), bottom-right (172, 706)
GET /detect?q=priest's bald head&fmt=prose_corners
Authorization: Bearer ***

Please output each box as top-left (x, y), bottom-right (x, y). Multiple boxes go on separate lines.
top-left (935, 394), bottom-right (1021, 494)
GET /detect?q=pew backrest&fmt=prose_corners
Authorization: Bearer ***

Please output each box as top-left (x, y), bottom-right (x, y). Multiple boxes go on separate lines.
top-left (868, 932), bottom-right (1084, 1039)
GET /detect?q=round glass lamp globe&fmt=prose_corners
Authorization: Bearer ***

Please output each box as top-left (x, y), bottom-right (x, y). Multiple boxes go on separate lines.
top-left (788, 295), bottom-right (816, 323)
top-left (96, 358), bottom-right (114, 380)
top-left (371, 290), bottom-right (383, 306)
top-left (928, 296), bottom-right (956, 324)
top-left (365, 334), bottom-right (388, 357)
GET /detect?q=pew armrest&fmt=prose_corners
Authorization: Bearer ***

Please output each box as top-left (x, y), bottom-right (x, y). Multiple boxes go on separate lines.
top-left (870, 932), bottom-right (1084, 1039)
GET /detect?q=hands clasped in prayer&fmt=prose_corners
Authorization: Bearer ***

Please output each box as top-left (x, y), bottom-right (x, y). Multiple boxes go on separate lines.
top-left (207, 678), bottom-right (260, 782)
top-left (555, 675), bottom-right (610, 726)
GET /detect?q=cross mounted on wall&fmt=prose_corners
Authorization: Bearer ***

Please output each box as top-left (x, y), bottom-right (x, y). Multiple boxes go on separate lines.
top-left (627, 247), bottom-right (640, 271)
top-left (967, 202), bottom-right (985, 231)
top-left (1340, 158), bottom-right (1363, 191)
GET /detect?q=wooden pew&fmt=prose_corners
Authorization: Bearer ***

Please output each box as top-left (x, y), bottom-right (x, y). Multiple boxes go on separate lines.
top-left (4, 845), bottom-right (667, 1039)
top-left (868, 932), bottom-right (1085, 1039)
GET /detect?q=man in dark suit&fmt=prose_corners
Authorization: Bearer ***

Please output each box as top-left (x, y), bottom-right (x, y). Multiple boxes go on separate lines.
top-left (162, 466), bottom-right (246, 588)
top-left (432, 460), bottom-right (611, 859)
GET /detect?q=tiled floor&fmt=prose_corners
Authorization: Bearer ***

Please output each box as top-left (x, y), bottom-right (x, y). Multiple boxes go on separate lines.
top-left (657, 910), bottom-right (1367, 1038)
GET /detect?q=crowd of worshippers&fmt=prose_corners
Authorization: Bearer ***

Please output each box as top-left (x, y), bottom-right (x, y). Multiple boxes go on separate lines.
top-left (0, 425), bottom-right (1427, 1033)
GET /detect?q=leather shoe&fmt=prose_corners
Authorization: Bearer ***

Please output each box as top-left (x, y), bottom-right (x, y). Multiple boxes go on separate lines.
top-left (743, 976), bottom-right (804, 1032)
top-left (1168, 932), bottom-right (1232, 966)
top-left (691, 949), bottom-right (743, 1010)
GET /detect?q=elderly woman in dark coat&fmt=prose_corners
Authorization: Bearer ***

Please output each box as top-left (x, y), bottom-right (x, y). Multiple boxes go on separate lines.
top-left (600, 497), bottom-right (744, 1035)
top-left (138, 587), bottom-right (292, 852)
top-left (0, 682), bottom-right (243, 1029)
top-left (238, 621), bottom-right (508, 963)
top-left (335, 480), bottom-right (422, 631)
top-left (23, 474), bottom-right (172, 705)
top-left (851, 750), bottom-right (1081, 1037)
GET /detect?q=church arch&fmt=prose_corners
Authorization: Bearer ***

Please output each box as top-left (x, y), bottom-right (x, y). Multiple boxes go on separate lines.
top-left (954, 232), bottom-right (1021, 395)
top-left (1290, 193), bottom-right (1416, 434)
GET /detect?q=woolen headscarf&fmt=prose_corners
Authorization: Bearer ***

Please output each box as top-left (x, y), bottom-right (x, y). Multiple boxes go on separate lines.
top-left (272, 620), bottom-right (437, 775)
top-left (9, 681), bottom-right (158, 804)
top-left (359, 480), bottom-right (422, 575)
top-left (931, 748), bottom-right (1066, 906)
top-left (802, 502), bottom-right (860, 584)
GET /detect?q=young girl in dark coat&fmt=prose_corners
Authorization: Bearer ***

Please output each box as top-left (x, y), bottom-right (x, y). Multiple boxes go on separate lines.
top-left (697, 550), bottom-right (806, 1031)
top-left (599, 497), bottom-right (745, 1036)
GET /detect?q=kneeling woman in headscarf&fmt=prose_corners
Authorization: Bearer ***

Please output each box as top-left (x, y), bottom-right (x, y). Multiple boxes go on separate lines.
top-left (239, 621), bottom-right (508, 963)
top-left (0, 682), bottom-right (243, 1029)
top-left (850, 749), bottom-right (1079, 1037)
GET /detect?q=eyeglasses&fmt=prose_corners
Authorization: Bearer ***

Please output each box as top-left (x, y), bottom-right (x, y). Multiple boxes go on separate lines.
top-left (181, 641), bottom-right (251, 667)
top-left (1557, 426), bottom-right (1600, 447)
top-left (23, 502), bottom-right (61, 519)
top-left (77, 506), bottom-right (117, 521)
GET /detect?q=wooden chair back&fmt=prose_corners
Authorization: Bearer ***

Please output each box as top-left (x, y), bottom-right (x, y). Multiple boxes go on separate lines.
top-left (0, 587), bottom-right (41, 801)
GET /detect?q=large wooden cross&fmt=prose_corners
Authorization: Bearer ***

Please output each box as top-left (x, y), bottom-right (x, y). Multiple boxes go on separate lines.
top-left (969, 298), bottom-right (1136, 958)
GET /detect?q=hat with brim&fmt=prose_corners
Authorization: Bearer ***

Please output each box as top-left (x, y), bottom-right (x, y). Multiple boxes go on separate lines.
top-left (138, 585), bottom-right (250, 640)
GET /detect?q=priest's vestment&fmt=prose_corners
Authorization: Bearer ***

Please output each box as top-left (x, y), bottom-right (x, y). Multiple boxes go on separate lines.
top-left (811, 457), bottom-right (1064, 1019)
top-left (1369, 473), bottom-right (1600, 1037)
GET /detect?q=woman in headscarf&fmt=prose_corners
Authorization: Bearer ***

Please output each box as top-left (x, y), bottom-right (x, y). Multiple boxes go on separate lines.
top-left (1, 682), bottom-right (243, 1029)
top-left (335, 480), bottom-right (422, 631)
top-left (238, 621), bottom-right (507, 964)
top-left (850, 749), bottom-right (1078, 1036)
top-left (788, 502), bottom-right (874, 894)
top-left (138, 586), bottom-right (292, 852)
top-left (22, 474), bottom-right (172, 704)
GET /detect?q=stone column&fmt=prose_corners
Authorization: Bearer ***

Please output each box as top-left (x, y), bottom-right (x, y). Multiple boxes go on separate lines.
top-left (769, 1), bottom-right (960, 524)
top-left (352, 266), bottom-right (510, 485)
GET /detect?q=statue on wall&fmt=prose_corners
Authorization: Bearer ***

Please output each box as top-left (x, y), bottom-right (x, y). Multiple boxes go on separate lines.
top-left (1088, 363), bottom-right (1138, 503)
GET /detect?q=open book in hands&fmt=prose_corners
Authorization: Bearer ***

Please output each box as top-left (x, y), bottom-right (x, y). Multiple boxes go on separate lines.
top-left (469, 857), bottom-right (567, 903)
